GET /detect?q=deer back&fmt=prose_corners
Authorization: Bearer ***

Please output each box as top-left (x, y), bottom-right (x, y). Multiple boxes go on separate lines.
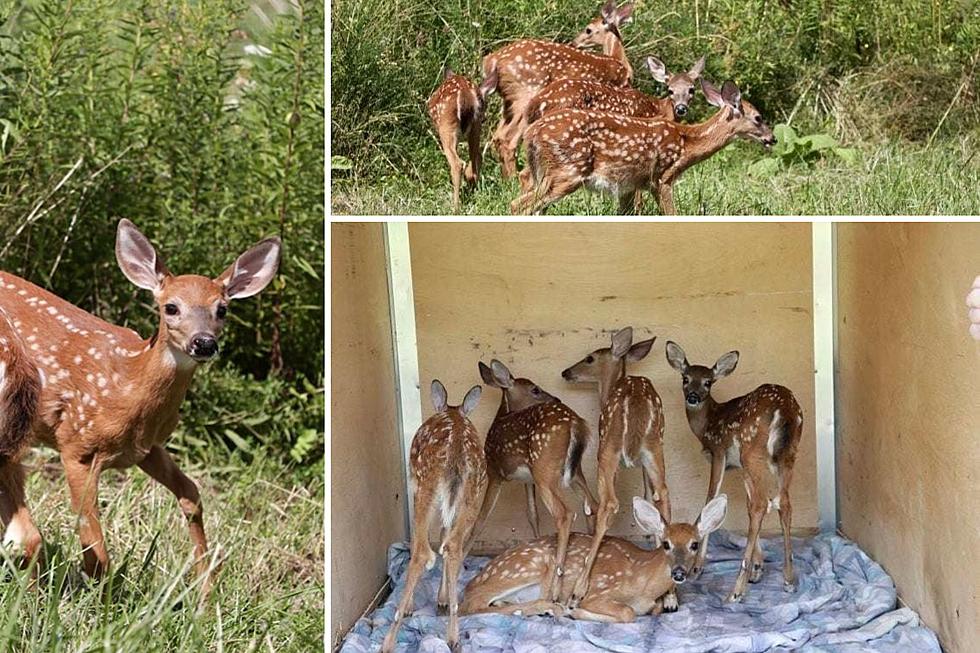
top-left (709, 384), bottom-right (803, 465)
top-left (410, 407), bottom-right (486, 500)
top-left (526, 79), bottom-right (668, 125)
top-left (428, 74), bottom-right (482, 133)
top-left (485, 401), bottom-right (588, 483)
top-left (599, 375), bottom-right (664, 465)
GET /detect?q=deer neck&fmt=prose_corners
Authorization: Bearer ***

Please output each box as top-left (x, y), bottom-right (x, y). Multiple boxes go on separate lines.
top-left (116, 327), bottom-right (198, 416)
top-left (597, 359), bottom-right (627, 407)
top-left (674, 109), bottom-right (738, 172)
top-left (603, 35), bottom-right (632, 83)
top-left (496, 391), bottom-right (511, 419)
top-left (685, 394), bottom-right (719, 438)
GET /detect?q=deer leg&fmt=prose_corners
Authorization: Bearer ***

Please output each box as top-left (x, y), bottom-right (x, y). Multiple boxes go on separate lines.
top-left (442, 477), bottom-right (485, 653)
top-left (137, 446), bottom-right (214, 595)
top-left (438, 126), bottom-right (464, 210)
top-left (468, 599), bottom-right (565, 618)
top-left (691, 452), bottom-right (725, 579)
top-left (728, 472), bottom-right (767, 603)
top-left (524, 484), bottom-right (540, 538)
top-left (61, 454), bottom-right (109, 580)
top-left (641, 447), bottom-right (671, 524)
top-left (437, 527), bottom-right (450, 613)
top-left (570, 443), bottom-right (619, 605)
top-left (572, 467), bottom-right (597, 535)
top-left (656, 181), bottom-right (676, 216)
top-left (518, 165), bottom-right (535, 194)
top-left (381, 488), bottom-right (437, 653)
top-left (0, 461), bottom-right (43, 570)
top-left (518, 175), bottom-right (582, 215)
top-left (491, 112), bottom-right (511, 173)
top-left (570, 596), bottom-right (636, 623)
top-left (535, 480), bottom-right (571, 602)
top-left (633, 190), bottom-right (646, 214)
top-left (463, 472), bottom-right (501, 557)
top-left (500, 104), bottom-right (529, 178)
top-left (464, 119), bottom-right (482, 185)
top-left (778, 463), bottom-right (796, 592)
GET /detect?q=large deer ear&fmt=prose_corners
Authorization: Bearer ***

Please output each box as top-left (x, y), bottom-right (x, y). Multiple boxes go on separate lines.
top-left (721, 80), bottom-right (742, 116)
top-left (689, 55), bottom-right (706, 79)
top-left (461, 385), bottom-right (482, 415)
top-left (478, 67), bottom-right (498, 99)
top-left (116, 219), bottom-right (170, 294)
top-left (616, 2), bottom-right (634, 25)
top-left (443, 66), bottom-right (455, 81)
top-left (478, 361), bottom-right (497, 386)
top-left (610, 326), bottom-right (633, 358)
top-left (431, 380), bottom-right (448, 412)
top-left (627, 336), bottom-right (656, 362)
top-left (600, 0), bottom-right (617, 21)
top-left (632, 496), bottom-right (666, 542)
top-left (665, 341), bottom-right (689, 372)
top-left (712, 351), bottom-right (739, 378)
top-left (216, 236), bottom-right (281, 299)
top-left (696, 494), bottom-right (728, 539)
top-left (646, 56), bottom-right (669, 83)
top-left (701, 79), bottom-right (725, 109)
top-left (489, 359), bottom-right (514, 389)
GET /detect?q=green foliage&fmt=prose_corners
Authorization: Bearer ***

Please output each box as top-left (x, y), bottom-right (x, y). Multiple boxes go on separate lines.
top-left (0, 1), bottom-right (324, 471)
top-left (748, 124), bottom-right (858, 176)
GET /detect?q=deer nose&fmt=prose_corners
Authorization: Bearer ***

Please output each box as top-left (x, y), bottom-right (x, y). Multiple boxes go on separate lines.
top-left (190, 334), bottom-right (218, 359)
top-left (675, 104), bottom-right (688, 116)
top-left (686, 392), bottom-right (701, 405)
top-left (671, 567), bottom-right (687, 583)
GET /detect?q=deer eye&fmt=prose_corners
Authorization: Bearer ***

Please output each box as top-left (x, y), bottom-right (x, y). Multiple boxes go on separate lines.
top-left (216, 305), bottom-right (228, 319)
top-left (585, 27), bottom-right (592, 34)
top-left (754, 115), bottom-right (762, 125)
top-left (531, 386), bottom-right (540, 395)
top-left (691, 541), bottom-right (699, 551)
top-left (682, 375), bottom-right (690, 384)
top-left (164, 303), bottom-right (179, 316)
top-left (586, 355), bottom-right (595, 364)
top-left (706, 380), bottom-right (713, 387)
top-left (662, 541), bottom-right (671, 551)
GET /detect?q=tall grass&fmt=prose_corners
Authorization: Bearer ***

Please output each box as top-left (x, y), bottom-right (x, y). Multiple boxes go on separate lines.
top-left (331, 0), bottom-right (980, 214)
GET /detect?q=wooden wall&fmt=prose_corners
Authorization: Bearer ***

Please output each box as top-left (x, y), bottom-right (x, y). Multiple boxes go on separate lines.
top-left (837, 223), bottom-right (980, 653)
top-left (330, 223), bottom-right (405, 646)
top-left (409, 222), bottom-right (818, 551)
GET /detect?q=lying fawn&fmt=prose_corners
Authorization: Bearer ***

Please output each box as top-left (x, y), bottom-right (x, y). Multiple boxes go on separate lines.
top-left (461, 494), bottom-right (728, 622)
top-left (665, 341), bottom-right (803, 602)
top-left (561, 327), bottom-right (673, 608)
top-left (524, 55), bottom-right (706, 127)
top-left (514, 79), bottom-right (775, 215)
top-left (483, 0), bottom-right (635, 178)
top-left (466, 360), bottom-right (597, 601)
top-left (0, 219), bottom-right (279, 593)
top-left (427, 66), bottom-right (498, 209)
top-left (382, 381), bottom-right (487, 653)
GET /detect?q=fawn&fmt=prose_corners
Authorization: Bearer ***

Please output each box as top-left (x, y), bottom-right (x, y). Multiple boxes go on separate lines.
top-left (483, 0), bottom-right (635, 178)
top-left (466, 360), bottom-right (597, 602)
top-left (0, 219), bottom-right (279, 595)
top-left (665, 341), bottom-right (803, 602)
top-left (427, 66), bottom-right (499, 209)
top-left (560, 327), bottom-right (674, 608)
top-left (513, 79), bottom-right (775, 215)
top-left (382, 381), bottom-right (487, 653)
top-left (461, 494), bottom-right (728, 622)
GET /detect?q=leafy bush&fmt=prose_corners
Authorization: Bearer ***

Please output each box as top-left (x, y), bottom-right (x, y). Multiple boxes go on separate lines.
top-left (0, 0), bottom-right (324, 473)
top-left (748, 124), bottom-right (858, 176)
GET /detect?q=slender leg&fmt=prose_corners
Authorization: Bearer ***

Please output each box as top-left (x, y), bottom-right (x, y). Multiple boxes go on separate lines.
top-left (463, 472), bottom-right (501, 556)
top-left (656, 181), bottom-right (676, 215)
top-left (570, 440), bottom-right (619, 605)
top-left (442, 477), bottom-right (485, 653)
top-left (535, 480), bottom-right (571, 602)
top-left (491, 112), bottom-right (511, 174)
top-left (437, 527), bottom-right (450, 612)
top-left (728, 470), bottom-right (767, 603)
top-left (518, 166), bottom-right (535, 193)
top-left (521, 176), bottom-right (583, 215)
top-left (572, 467), bottom-right (597, 535)
top-left (633, 190), bottom-right (646, 214)
top-left (137, 446), bottom-right (213, 594)
top-left (570, 597), bottom-right (636, 623)
top-left (466, 599), bottom-right (564, 617)
top-left (524, 484), bottom-right (539, 538)
top-left (750, 538), bottom-right (765, 583)
top-left (381, 488), bottom-right (437, 653)
top-left (500, 104), bottom-right (529, 178)
top-left (641, 445), bottom-right (671, 524)
top-left (61, 454), bottom-right (109, 579)
top-left (438, 126), bottom-right (464, 210)
top-left (778, 463), bottom-right (796, 592)
top-left (0, 461), bottom-right (43, 569)
top-left (617, 193), bottom-right (635, 215)
top-left (691, 452), bottom-right (725, 579)
top-left (464, 119), bottom-right (482, 185)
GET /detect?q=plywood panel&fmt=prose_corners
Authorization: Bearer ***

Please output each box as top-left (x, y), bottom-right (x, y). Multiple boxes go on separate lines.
top-left (330, 223), bottom-right (405, 645)
top-left (410, 222), bottom-right (817, 552)
top-left (837, 223), bottom-right (980, 653)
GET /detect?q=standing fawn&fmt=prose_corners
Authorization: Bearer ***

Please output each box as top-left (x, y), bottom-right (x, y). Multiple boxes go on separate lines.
top-left (461, 494), bottom-right (728, 622)
top-left (560, 327), bottom-right (672, 608)
top-left (427, 67), bottom-right (498, 209)
top-left (466, 360), bottom-right (597, 602)
top-left (0, 219), bottom-right (280, 594)
top-left (483, 0), bottom-right (635, 178)
top-left (514, 79), bottom-right (775, 215)
top-left (382, 381), bottom-right (487, 653)
top-left (665, 341), bottom-right (803, 602)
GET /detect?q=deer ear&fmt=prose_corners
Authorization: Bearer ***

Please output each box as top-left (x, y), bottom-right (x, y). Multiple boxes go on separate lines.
top-left (632, 496), bottom-right (666, 541)
top-left (696, 494), bottom-right (728, 539)
top-left (616, 2), bottom-right (634, 24)
top-left (689, 55), bottom-right (706, 79)
top-left (665, 341), bottom-right (689, 372)
top-left (116, 219), bottom-right (170, 293)
top-left (610, 326), bottom-right (633, 358)
top-left (721, 80), bottom-right (742, 115)
top-left (646, 56), bottom-right (669, 83)
top-left (478, 361), bottom-right (497, 386)
top-left (216, 236), bottom-right (281, 299)
top-left (461, 385), bottom-right (482, 415)
top-left (431, 380), bottom-right (448, 412)
top-left (478, 67), bottom-right (498, 98)
top-left (489, 359), bottom-right (514, 389)
top-left (701, 79), bottom-right (725, 109)
top-left (443, 66), bottom-right (455, 81)
top-left (627, 336), bottom-right (656, 362)
top-left (712, 351), bottom-right (739, 378)
top-left (600, 0), bottom-right (617, 21)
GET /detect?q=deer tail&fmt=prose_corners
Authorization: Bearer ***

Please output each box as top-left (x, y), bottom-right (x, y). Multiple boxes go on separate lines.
top-left (563, 416), bottom-right (590, 487)
top-left (0, 327), bottom-right (40, 463)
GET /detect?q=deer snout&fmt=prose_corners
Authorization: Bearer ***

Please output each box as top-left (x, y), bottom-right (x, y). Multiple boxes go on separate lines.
top-left (671, 566), bottom-right (687, 583)
top-left (189, 333), bottom-right (219, 360)
top-left (674, 104), bottom-right (688, 117)
top-left (685, 392), bottom-right (702, 406)
top-left (561, 368), bottom-right (575, 381)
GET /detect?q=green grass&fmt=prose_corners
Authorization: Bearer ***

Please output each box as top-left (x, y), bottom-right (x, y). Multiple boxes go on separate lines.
top-left (332, 137), bottom-right (980, 215)
top-left (0, 451), bottom-right (323, 652)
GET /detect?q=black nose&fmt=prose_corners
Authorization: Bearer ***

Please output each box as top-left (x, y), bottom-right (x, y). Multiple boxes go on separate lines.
top-left (675, 104), bottom-right (688, 116)
top-left (190, 334), bottom-right (218, 358)
top-left (686, 392), bottom-right (701, 405)
top-left (672, 568), bottom-right (687, 582)
top-left (561, 369), bottom-right (572, 380)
